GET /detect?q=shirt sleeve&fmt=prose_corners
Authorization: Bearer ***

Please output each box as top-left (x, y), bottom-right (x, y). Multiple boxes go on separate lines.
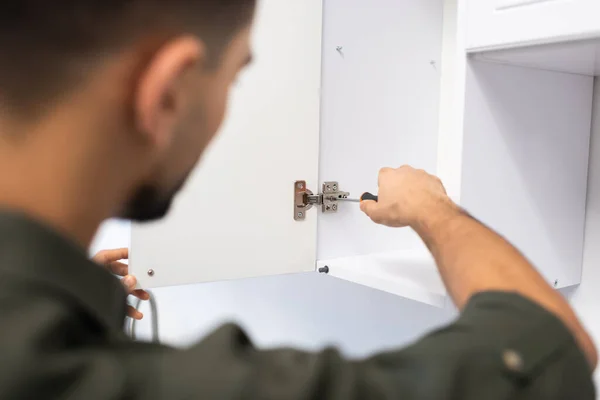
top-left (133, 292), bottom-right (594, 399)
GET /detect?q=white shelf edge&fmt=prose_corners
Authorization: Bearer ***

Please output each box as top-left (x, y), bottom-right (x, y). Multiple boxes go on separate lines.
top-left (466, 30), bottom-right (600, 54)
top-left (472, 53), bottom-right (595, 77)
top-left (317, 250), bottom-right (448, 308)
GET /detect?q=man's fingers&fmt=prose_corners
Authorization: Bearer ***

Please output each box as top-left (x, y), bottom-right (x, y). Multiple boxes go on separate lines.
top-left (94, 248), bottom-right (129, 264)
top-left (132, 289), bottom-right (151, 301)
top-left (106, 261), bottom-right (129, 277)
top-left (121, 275), bottom-right (137, 294)
top-left (122, 277), bottom-right (150, 300)
top-left (127, 305), bottom-right (144, 320)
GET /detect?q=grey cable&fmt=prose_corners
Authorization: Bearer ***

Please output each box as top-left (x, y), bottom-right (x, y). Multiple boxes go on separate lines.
top-left (130, 290), bottom-right (159, 343)
top-left (128, 297), bottom-right (143, 340)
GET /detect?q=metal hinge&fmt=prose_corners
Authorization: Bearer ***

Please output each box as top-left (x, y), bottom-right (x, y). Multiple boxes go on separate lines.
top-left (294, 181), bottom-right (350, 221)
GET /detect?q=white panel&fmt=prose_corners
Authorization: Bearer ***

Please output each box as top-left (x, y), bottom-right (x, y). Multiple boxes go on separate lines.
top-left (475, 38), bottom-right (600, 76)
top-left (130, 0), bottom-right (322, 288)
top-left (318, 0), bottom-right (444, 261)
top-left (467, 0), bottom-right (600, 51)
top-left (461, 60), bottom-right (593, 288)
top-left (437, 0), bottom-right (467, 202)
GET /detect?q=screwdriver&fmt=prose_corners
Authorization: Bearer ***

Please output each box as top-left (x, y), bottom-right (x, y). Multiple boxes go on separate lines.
top-left (337, 192), bottom-right (378, 203)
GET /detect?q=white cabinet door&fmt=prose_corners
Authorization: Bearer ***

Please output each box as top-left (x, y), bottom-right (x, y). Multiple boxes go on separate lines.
top-left (466, 0), bottom-right (600, 51)
top-left (130, 0), bottom-right (323, 288)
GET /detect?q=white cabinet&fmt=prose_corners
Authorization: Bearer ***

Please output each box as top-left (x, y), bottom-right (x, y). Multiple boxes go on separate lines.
top-left (466, 0), bottom-right (600, 51)
top-left (130, 0), bottom-right (592, 309)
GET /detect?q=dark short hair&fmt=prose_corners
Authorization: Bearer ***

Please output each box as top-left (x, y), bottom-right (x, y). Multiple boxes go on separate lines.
top-left (0, 0), bottom-right (256, 115)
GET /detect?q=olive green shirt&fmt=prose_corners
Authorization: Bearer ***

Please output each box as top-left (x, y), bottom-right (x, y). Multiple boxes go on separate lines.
top-left (0, 211), bottom-right (594, 399)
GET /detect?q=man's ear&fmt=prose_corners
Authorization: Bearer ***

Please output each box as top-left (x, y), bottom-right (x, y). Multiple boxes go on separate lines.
top-left (134, 36), bottom-right (204, 151)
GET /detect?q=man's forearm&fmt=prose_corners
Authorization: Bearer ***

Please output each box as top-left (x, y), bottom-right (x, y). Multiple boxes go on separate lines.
top-left (414, 204), bottom-right (598, 368)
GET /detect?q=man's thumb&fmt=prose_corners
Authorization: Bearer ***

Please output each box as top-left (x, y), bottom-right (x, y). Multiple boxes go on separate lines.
top-left (361, 201), bottom-right (387, 225)
top-left (122, 275), bottom-right (136, 292)
top-left (360, 200), bottom-right (379, 218)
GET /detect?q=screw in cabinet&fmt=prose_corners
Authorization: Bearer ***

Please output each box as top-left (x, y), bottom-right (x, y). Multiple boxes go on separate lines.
top-left (297, 182), bottom-right (304, 190)
top-left (297, 212), bottom-right (304, 218)
top-left (554, 279), bottom-right (558, 287)
top-left (148, 269), bottom-right (155, 277)
top-left (319, 266), bottom-right (330, 274)
top-left (336, 46), bottom-right (343, 52)
top-left (332, 204), bottom-right (338, 211)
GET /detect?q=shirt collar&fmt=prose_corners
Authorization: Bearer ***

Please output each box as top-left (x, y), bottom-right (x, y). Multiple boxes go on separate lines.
top-left (0, 210), bottom-right (127, 330)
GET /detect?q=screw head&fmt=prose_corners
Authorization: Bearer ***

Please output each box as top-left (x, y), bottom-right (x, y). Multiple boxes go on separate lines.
top-left (554, 279), bottom-right (558, 287)
top-left (148, 269), bottom-right (155, 277)
top-left (319, 266), bottom-right (330, 274)
top-left (332, 184), bottom-right (338, 191)
top-left (325, 205), bottom-right (331, 211)
top-left (332, 204), bottom-right (338, 211)
top-left (297, 183), bottom-right (304, 189)
top-left (297, 212), bottom-right (304, 218)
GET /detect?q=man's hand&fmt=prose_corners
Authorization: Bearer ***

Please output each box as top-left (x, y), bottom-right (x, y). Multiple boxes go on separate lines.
top-left (360, 165), bottom-right (459, 228)
top-left (93, 248), bottom-right (150, 320)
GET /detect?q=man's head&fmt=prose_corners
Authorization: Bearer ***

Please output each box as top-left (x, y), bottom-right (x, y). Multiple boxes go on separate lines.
top-left (0, 0), bottom-right (256, 228)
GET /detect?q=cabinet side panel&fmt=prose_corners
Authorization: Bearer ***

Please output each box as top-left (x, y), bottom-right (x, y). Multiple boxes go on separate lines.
top-left (461, 60), bottom-right (593, 287)
top-left (130, 0), bottom-right (323, 288)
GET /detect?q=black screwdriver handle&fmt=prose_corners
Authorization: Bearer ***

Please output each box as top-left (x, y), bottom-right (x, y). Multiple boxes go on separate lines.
top-left (361, 192), bottom-right (378, 202)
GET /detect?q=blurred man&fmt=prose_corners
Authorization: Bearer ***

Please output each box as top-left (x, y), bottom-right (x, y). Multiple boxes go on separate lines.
top-left (0, 1), bottom-right (595, 398)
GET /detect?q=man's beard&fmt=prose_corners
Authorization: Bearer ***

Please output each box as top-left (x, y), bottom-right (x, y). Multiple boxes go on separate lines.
top-left (119, 178), bottom-right (188, 222)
